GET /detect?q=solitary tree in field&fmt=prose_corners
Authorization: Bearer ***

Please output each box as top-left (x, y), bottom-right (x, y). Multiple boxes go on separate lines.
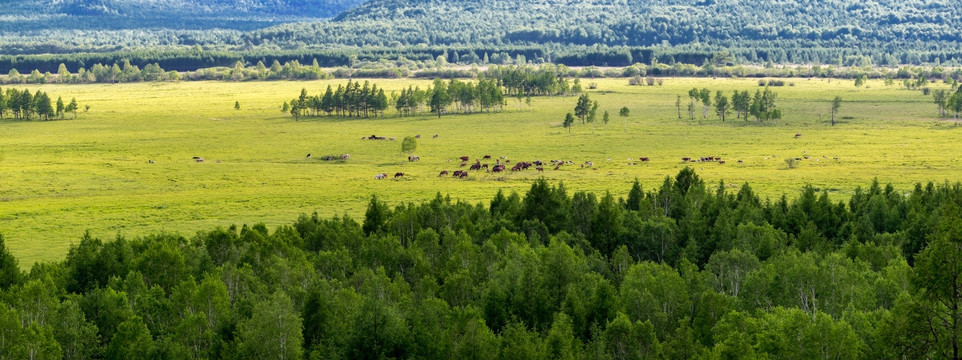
top-left (675, 95), bottom-right (681, 119)
top-left (574, 94), bottom-right (591, 124)
top-left (56, 96), bottom-right (65, 119)
top-left (235, 101), bottom-right (241, 110)
top-left (831, 96), bottom-right (842, 126)
top-left (563, 113), bottom-right (574, 133)
top-left (602, 111), bottom-right (610, 133)
top-left (65, 98), bottom-right (78, 119)
top-left (714, 91), bottom-right (729, 122)
top-left (949, 89), bottom-right (962, 123)
top-left (934, 90), bottom-right (948, 117)
top-left (587, 101), bottom-right (599, 124)
top-left (854, 75), bottom-right (867, 88)
top-left (699, 88), bottom-right (712, 118)
top-left (401, 136), bottom-right (418, 154)
top-left (281, 101), bottom-right (289, 114)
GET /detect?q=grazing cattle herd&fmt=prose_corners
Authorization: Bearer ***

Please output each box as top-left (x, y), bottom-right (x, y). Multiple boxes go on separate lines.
top-left (171, 132), bottom-right (834, 180)
top-left (168, 133), bottom-right (838, 179)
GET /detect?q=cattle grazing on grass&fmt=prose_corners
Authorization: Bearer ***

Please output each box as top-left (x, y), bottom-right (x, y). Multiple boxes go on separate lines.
top-left (148, 160), bottom-right (155, 164)
top-left (470, 163), bottom-right (482, 171)
top-left (306, 153), bottom-right (311, 158)
top-left (433, 134), bottom-right (438, 138)
top-left (492, 164), bottom-right (506, 172)
top-left (408, 155), bottom-right (420, 162)
top-left (459, 156), bottom-right (470, 161)
top-left (394, 172), bottom-right (405, 178)
top-left (794, 133), bottom-right (802, 138)
top-left (640, 157), bottom-right (650, 162)
top-left (439, 171), bottom-right (449, 176)
top-left (374, 173), bottom-right (387, 179)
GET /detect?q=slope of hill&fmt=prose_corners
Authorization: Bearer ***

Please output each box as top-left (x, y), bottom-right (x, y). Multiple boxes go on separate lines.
top-left (0, 0), bottom-right (367, 31)
top-left (247, 0), bottom-right (962, 65)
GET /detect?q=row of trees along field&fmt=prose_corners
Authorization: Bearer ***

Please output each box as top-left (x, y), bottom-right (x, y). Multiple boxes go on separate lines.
top-left (933, 85), bottom-right (962, 119)
top-left (5, 53), bottom-right (962, 85)
top-left (283, 78), bottom-right (508, 119)
top-left (283, 80), bottom-right (389, 119)
top-left (2, 169), bottom-right (962, 358)
top-left (684, 87), bottom-right (782, 124)
top-left (0, 87), bottom-right (79, 120)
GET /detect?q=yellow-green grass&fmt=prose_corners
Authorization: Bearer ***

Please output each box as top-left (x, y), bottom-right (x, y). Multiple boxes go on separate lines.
top-left (0, 77), bottom-right (958, 266)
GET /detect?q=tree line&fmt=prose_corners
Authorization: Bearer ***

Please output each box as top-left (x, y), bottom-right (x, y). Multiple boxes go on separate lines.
top-left (283, 80), bottom-right (389, 119)
top-left (0, 87), bottom-right (79, 120)
top-left (932, 84), bottom-right (962, 120)
top-left (683, 87), bottom-right (782, 124)
top-left (284, 78), bottom-right (508, 119)
top-left (4, 54), bottom-right (962, 86)
top-left (0, 168), bottom-right (961, 358)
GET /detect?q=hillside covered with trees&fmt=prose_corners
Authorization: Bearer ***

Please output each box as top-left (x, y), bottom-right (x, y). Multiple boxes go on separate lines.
top-left (255, 0), bottom-right (962, 66)
top-left (2, 0), bottom-right (961, 68)
top-left (1, 169), bottom-right (962, 358)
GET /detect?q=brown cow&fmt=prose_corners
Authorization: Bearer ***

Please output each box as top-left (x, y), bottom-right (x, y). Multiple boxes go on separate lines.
top-left (458, 171), bottom-right (469, 179)
top-left (482, 155), bottom-right (491, 159)
top-left (492, 165), bottom-right (506, 172)
top-left (459, 156), bottom-right (470, 161)
top-left (794, 133), bottom-right (802, 138)
top-left (439, 170), bottom-right (449, 176)
top-left (470, 163), bottom-right (481, 171)
top-left (394, 172), bottom-right (404, 178)
top-left (640, 157), bottom-right (650, 162)
top-left (682, 157), bottom-right (691, 162)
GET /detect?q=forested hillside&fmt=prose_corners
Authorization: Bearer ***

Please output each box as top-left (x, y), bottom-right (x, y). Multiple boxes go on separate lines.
top-left (250, 0), bottom-right (962, 65)
top-left (1, 169), bottom-right (961, 358)
top-left (4, 0), bottom-right (365, 20)
top-left (2, 0), bottom-right (961, 66)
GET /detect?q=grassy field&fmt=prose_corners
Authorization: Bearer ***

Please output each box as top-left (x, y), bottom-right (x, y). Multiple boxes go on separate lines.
top-left (0, 77), bottom-right (958, 266)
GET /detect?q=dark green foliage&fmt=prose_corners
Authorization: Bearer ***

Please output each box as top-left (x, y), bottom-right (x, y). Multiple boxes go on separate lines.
top-left (0, 235), bottom-right (20, 290)
top-left (2, 169), bottom-right (962, 357)
top-left (0, 87), bottom-right (73, 120)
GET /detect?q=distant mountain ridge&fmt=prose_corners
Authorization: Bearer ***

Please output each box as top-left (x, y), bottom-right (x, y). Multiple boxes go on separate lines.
top-left (0, 0), bottom-right (368, 23)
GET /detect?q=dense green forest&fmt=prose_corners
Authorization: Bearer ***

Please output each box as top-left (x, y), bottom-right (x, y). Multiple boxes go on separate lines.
top-left (2, 0), bottom-right (962, 69)
top-left (2, 169), bottom-right (962, 359)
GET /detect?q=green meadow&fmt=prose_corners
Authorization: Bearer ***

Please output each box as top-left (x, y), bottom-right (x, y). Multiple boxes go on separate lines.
top-left (0, 77), bottom-right (957, 266)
